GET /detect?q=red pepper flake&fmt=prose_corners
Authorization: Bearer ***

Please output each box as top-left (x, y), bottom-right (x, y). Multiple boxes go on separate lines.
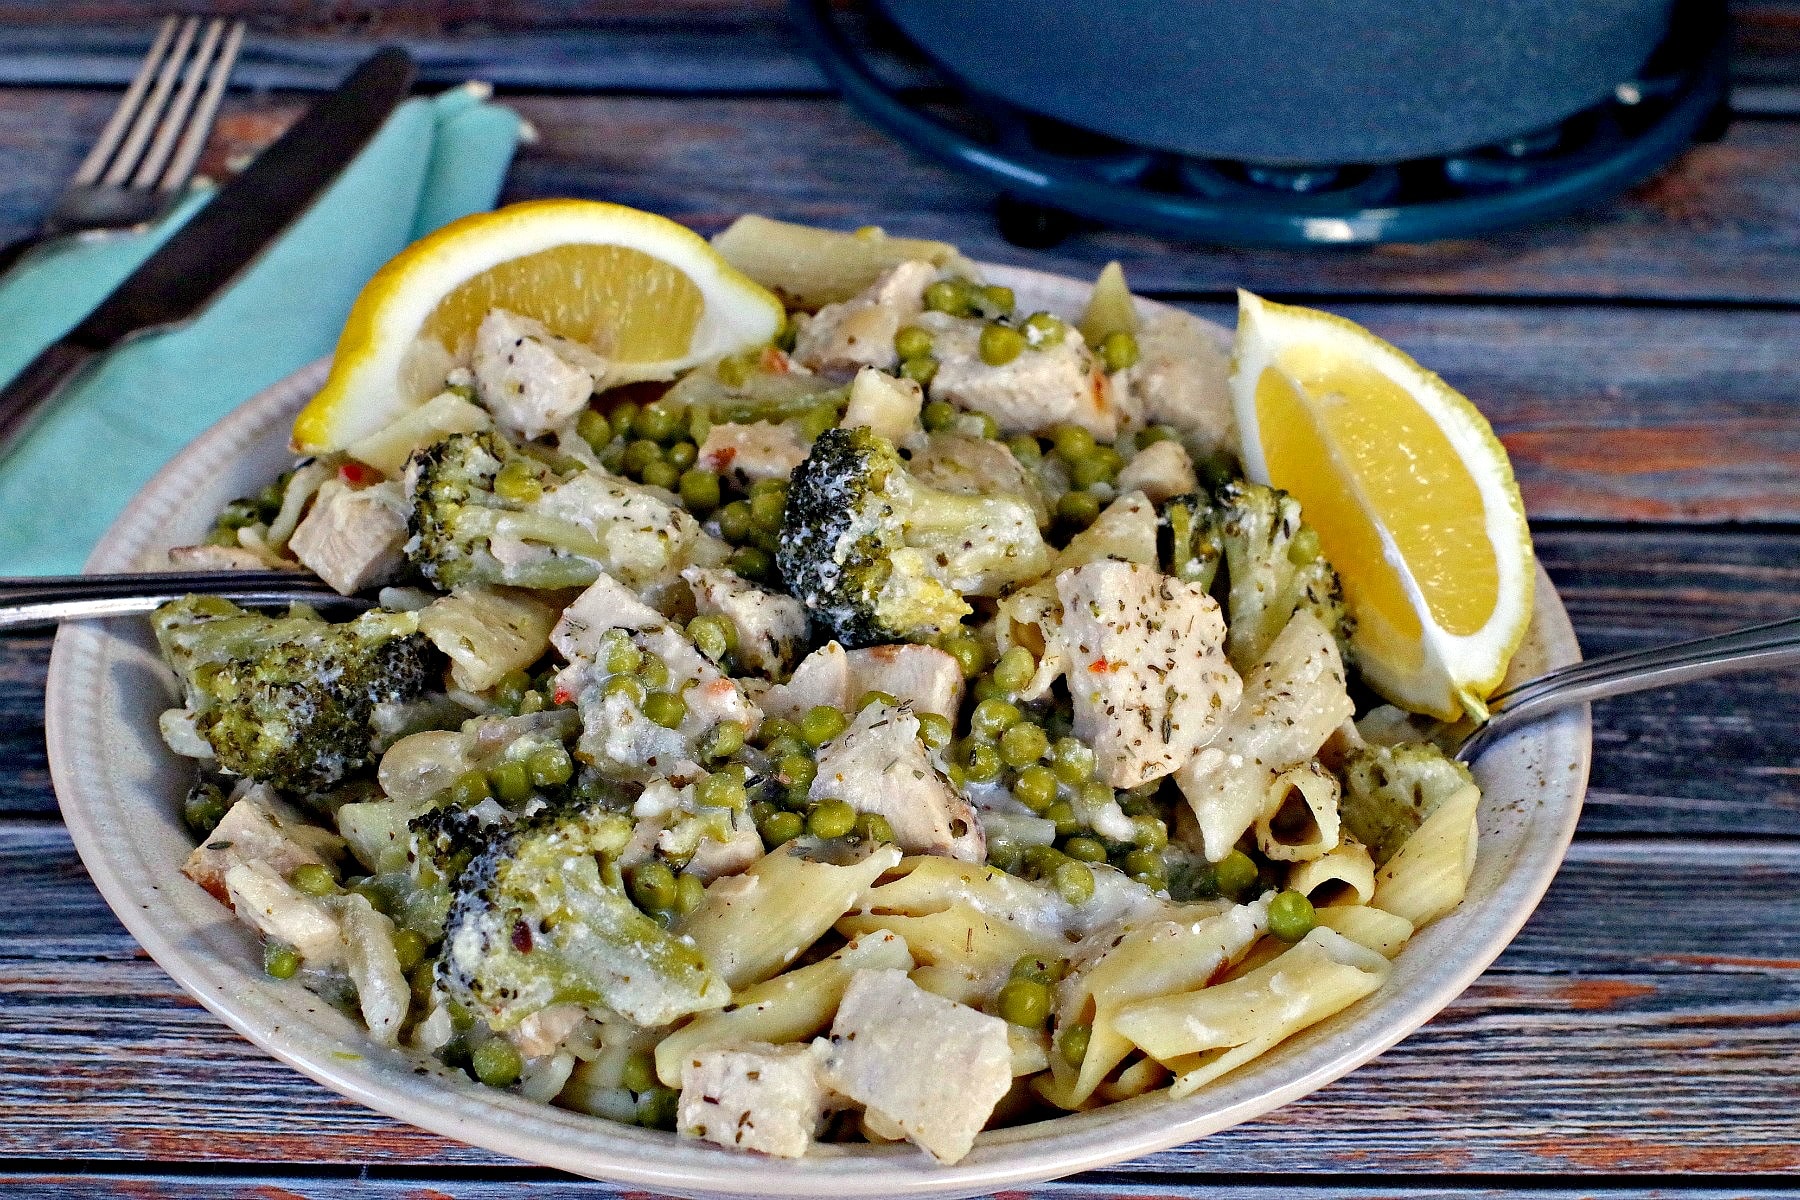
top-left (704, 445), bottom-right (737, 470)
top-left (552, 686), bottom-right (573, 705)
top-left (1088, 658), bottom-right (1113, 673)
top-left (760, 346), bottom-right (792, 374)
top-left (338, 461), bottom-right (378, 486)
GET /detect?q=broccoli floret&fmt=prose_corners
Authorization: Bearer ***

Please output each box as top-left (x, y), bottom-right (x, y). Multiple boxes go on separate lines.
top-left (437, 799), bottom-right (728, 1029)
top-left (1339, 741), bottom-right (1474, 863)
top-left (1157, 492), bottom-right (1224, 590)
top-left (152, 595), bottom-right (435, 794)
top-left (777, 426), bottom-right (1049, 647)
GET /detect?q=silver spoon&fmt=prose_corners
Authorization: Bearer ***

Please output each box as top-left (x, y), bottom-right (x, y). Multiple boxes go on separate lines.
top-left (1, 571), bottom-right (1795, 764)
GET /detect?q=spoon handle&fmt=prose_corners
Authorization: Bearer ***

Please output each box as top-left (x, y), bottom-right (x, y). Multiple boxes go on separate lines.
top-left (0, 570), bottom-right (367, 632)
top-left (1455, 614), bottom-right (1800, 762)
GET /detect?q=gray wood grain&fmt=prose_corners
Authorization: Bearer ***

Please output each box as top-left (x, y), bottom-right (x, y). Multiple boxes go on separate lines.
top-left (2, 824), bottom-right (1797, 1175)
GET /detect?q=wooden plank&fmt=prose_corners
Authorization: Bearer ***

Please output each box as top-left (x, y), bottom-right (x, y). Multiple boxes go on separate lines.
top-left (2, 826), bottom-right (1797, 1175)
top-left (1, 1177), bottom-right (1795, 1200)
top-left (7, 526), bottom-right (1793, 828)
top-left (10, 89), bottom-right (1800, 307)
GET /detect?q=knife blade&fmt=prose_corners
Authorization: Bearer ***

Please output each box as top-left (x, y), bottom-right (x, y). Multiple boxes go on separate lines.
top-left (0, 46), bottom-right (417, 463)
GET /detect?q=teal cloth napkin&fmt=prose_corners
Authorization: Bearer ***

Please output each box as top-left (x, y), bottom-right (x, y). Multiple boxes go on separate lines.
top-left (0, 84), bottom-right (523, 575)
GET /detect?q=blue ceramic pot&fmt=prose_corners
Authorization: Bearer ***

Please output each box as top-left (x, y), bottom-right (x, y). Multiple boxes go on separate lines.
top-left (875, 0), bottom-right (1675, 164)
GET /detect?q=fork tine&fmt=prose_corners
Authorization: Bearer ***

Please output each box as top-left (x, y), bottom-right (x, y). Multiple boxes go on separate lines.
top-left (132, 17), bottom-right (226, 190)
top-left (101, 15), bottom-right (199, 188)
top-left (158, 19), bottom-right (244, 194)
top-left (70, 15), bottom-right (178, 187)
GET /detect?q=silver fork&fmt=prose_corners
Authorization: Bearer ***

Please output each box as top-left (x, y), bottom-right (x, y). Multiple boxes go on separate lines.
top-left (0, 15), bottom-right (246, 275)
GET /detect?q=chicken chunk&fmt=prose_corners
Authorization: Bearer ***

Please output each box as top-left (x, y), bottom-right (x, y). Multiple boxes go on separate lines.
top-left (1115, 439), bottom-right (1198, 502)
top-left (840, 367), bottom-right (923, 443)
top-left (759, 641), bottom-right (965, 723)
top-left (471, 307), bottom-right (606, 440)
top-left (678, 1041), bottom-right (828, 1158)
top-left (1115, 309), bottom-right (1235, 461)
top-left (1051, 560), bottom-right (1242, 788)
top-left (810, 702), bottom-right (983, 862)
top-left (698, 421), bottom-right (810, 488)
top-left (526, 469), bottom-right (719, 604)
top-left (551, 571), bottom-right (665, 660)
top-left (183, 787), bottom-right (344, 905)
top-left (287, 478), bottom-right (408, 596)
top-left (818, 968), bottom-right (1012, 1164)
top-left (792, 259), bottom-right (937, 374)
top-left (681, 566), bottom-right (808, 678)
top-left (924, 313), bottom-right (1121, 440)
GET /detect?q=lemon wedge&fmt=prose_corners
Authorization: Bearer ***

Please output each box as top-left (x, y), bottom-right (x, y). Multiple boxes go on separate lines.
top-left (293, 199), bottom-right (785, 453)
top-left (1230, 290), bottom-right (1534, 721)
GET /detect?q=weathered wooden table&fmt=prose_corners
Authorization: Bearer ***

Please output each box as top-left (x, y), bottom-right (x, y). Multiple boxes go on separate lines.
top-left (2, 6), bottom-right (1797, 1198)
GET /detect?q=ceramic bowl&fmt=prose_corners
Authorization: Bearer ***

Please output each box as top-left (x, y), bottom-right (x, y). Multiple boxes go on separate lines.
top-left (45, 265), bottom-right (1589, 1198)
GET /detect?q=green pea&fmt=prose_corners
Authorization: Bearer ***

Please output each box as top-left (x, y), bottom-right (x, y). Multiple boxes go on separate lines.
top-left (390, 927), bottom-right (427, 974)
top-left (576, 408), bottom-right (612, 452)
top-left (923, 278), bottom-right (974, 316)
top-left (921, 398), bottom-right (959, 432)
top-left (1021, 311), bottom-right (1066, 348)
top-left (493, 458), bottom-right (542, 504)
top-left (489, 760), bottom-right (533, 804)
top-left (980, 284), bottom-right (1016, 315)
top-left (494, 669), bottom-right (532, 710)
top-left (640, 458), bottom-right (681, 491)
top-left (998, 721), bottom-right (1049, 768)
top-left (1022, 843), bottom-right (1065, 880)
top-left (263, 942), bottom-right (301, 980)
top-left (939, 632), bottom-right (988, 679)
top-left (900, 355), bottom-right (939, 386)
top-left (695, 769), bottom-right (747, 810)
top-left (1052, 737), bottom-right (1096, 785)
top-left (622, 438), bottom-right (664, 477)
top-left (749, 485), bottom-right (787, 529)
top-left (628, 860), bottom-right (679, 911)
top-left (969, 411), bottom-right (1002, 440)
top-left (182, 785), bottom-right (230, 837)
top-left (1052, 424), bottom-right (1097, 462)
top-left (1045, 800), bottom-right (1080, 838)
top-left (603, 674), bottom-right (647, 707)
top-left (610, 401), bottom-right (642, 438)
top-left (758, 716), bottom-right (799, 746)
top-left (1053, 859), bottom-right (1096, 905)
top-left (729, 545), bottom-right (773, 582)
top-left (602, 630), bottom-right (643, 675)
top-left (961, 738), bottom-right (1002, 783)
top-left (853, 812), bottom-right (896, 844)
top-left (1268, 889), bottom-right (1317, 942)
top-left (1138, 423), bottom-right (1177, 447)
top-left (1006, 434), bottom-right (1043, 465)
top-left (765, 734), bottom-right (806, 765)
top-left (799, 705), bottom-right (849, 747)
top-left (666, 440), bottom-right (698, 471)
top-left (760, 809), bottom-right (804, 846)
top-left (1058, 1021), bottom-right (1092, 1066)
top-left (410, 962), bottom-right (437, 1005)
top-left (450, 769), bottom-right (492, 808)
top-left (894, 325), bottom-right (934, 360)
top-left (700, 720), bottom-right (746, 761)
top-left (717, 499), bottom-right (755, 543)
top-left (636, 1084), bottom-right (680, 1130)
top-left (986, 839), bottom-right (1023, 874)
top-left (688, 613), bottom-right (737, 662)
top-left (1012, 765), bottom-right (1059, 813)
top-left (635, 400), bottom-right (684, 443)
top-left (1132, 815), bottom-right (1169, 851)
top-left (992, 646), bottom-right (1037, 694)
top-left (679, 467), bottom-right (721, 513)
top-left (517, 690), bottom-right (546, 715)
top-left (1098, 329), bottom-right (1140, 373)
top-left (807, 798), bottom-right (857, 839)
top-left (638, 653), bottom-right (671, 691)
top-left (1215, 849), bottom-right (1260, 899)
top-left (979, 323), bottom-right (1027, 366)
top-left (857, 689), bottom-right (899, 711)
top-left (996, 977), bottom-right (1052, 1027)
top-left (675, 872), bottom-right (708, 916)
top-left (643, 691), bottom-right (687, 729)
top-left (1079, 780), bottom-right (1118, 818)
top-left (1069, 451), bottom-right (1119, 489)
top-left (971, 697), bottom-right (1022, 738)
top-left (1055, 489), bottom-right (1101, 528)
top-left (528, 744), bottom-right (574, 788)
top-left (1062, 836), bottom-right (1108, 863)
top-left (916, 711), bottom-right (953, 751)
top-left (1123, 848), bottom-right (1166, 881)
top-left (970, 675), bottom-right (1000, 705)
top-left (777, 752), bottom-right (817, 792)
top-left (621, 1050), bottom-right (658, 1094)
top-left (1009, 954), bottom-right (1059, 985)
top-left (472, 1037), bottom-right (523, 1089)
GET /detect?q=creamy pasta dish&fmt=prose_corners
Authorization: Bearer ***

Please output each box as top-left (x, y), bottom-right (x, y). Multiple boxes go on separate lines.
top-left (155, 216), bottom-right (1489, 1165)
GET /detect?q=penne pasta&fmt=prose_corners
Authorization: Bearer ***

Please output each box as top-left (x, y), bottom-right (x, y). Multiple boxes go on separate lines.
top-left (677, 843), bottom-right (901, 990)
top-left (1285, 839), bottom-right (1377, 907)
top-left (710, 214), bottom-right (975, 309)
top-left (1255, 761), bottom-right (1343, 862)
top-left (1313, 903), bottom-right (1414, 959)
top-left (1113, 928), bottom-right (1391, 1099)
top-left (1372, 783), bottom-right (1481, 926)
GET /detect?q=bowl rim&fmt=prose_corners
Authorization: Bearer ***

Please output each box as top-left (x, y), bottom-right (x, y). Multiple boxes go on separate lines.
top-left (44, 263), bottom-right (1591, 1198)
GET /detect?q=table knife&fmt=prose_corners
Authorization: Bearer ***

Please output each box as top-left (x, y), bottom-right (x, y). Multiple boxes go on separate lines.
top-left (0, 46), bottom-right (417, 464)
